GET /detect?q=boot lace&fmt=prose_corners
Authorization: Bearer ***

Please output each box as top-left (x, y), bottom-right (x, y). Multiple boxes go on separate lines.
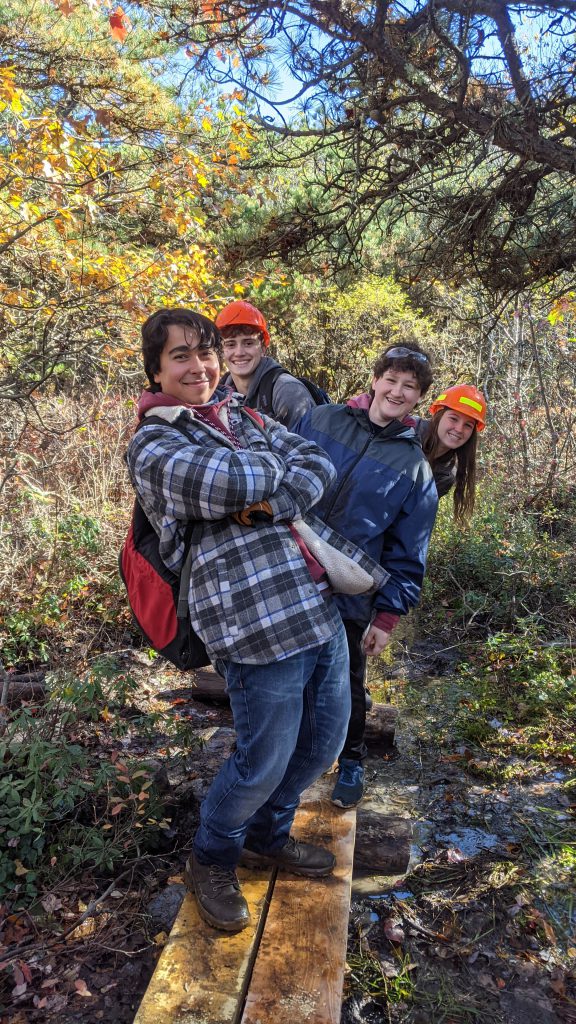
top-left (208, 865), bottom-right (240, 895)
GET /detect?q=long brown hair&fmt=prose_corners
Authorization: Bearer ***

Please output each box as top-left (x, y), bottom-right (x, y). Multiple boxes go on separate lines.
top-left (423, 409), bottom-right (478, 523)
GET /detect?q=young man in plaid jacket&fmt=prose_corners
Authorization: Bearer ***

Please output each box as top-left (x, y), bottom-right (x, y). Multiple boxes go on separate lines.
top-left (126, 308), bottom-right (384, 933)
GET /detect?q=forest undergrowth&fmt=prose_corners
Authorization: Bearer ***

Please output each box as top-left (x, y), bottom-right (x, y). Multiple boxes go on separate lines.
top-left (1, 393), bottom-right (575, 1022)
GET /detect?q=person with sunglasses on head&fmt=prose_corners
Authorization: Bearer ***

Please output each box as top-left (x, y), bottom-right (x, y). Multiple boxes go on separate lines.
top-left (294, 341), bottom-right (439, 808)
top-left (216, 300), bottom-right (316, 429)
top-left (351, 383), bottom-right (488, 524)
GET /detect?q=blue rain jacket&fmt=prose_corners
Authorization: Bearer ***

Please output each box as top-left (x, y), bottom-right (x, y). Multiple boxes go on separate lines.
top-left (295, 404), bottom-right (439, 625)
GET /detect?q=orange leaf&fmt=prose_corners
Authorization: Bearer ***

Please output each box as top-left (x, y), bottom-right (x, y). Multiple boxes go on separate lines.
top-left (109, 7), bottom-right (129, 43)
top-left (53, 0), bottom-right (74, 13)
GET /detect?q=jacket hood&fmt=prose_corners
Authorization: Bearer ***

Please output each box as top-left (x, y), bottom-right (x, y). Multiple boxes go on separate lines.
top-left (136, 386), bottom-right (232, 420)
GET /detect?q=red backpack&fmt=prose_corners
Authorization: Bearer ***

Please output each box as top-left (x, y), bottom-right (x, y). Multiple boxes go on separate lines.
top-left (119, 418), bottom-right (210, 671)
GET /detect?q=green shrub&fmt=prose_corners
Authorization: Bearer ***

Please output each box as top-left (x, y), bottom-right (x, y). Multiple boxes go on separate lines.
top-left (0, 658), bottom-right (182, 903)
top-left (419, 481), bottom-right (576, 636)
top-left (454, 624), bottom-right (576, 757)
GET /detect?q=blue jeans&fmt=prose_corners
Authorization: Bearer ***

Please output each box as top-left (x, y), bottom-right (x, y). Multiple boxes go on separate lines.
top-left (193, 621), bottom-right (350, 868)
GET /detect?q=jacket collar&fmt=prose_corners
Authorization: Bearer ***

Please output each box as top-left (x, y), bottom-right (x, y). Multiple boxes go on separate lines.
top-left (345, 405), bottom-right (420, 443)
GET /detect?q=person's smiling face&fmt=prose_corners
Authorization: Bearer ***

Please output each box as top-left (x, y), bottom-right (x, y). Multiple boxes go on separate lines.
top-left (369, 369), bottom-right (422, 426)
top-left (436, 409), bottom-right (476, 452)
top-left (153, 323), bottom-right (220, 405)
top-left (221, 327), bottom-right (266, 381)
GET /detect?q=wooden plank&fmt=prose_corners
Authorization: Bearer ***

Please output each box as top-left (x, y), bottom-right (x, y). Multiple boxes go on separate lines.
top-left (240, 777), bottom-right (356, 1024)
top-left (134, 778), bottom-right (356, 1024)
top-left (132, 869), bottom-right (273, 1024)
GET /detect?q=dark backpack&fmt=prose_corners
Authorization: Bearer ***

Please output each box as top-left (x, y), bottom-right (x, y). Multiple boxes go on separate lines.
top-left (119, 418), bottom-right (210, 671)
top-left (257, 365), bottom-right (330, 417)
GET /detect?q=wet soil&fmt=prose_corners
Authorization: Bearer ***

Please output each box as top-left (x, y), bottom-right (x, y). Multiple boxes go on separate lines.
top-left (2, 642), bottom-right (575, 1024)
top-left (342, 645), bottom-right (576, 1024)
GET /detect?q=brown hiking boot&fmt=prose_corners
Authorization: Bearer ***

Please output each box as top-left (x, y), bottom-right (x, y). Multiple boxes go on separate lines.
top-left (240, 836), bottom-right (335, 877)
top-left (184, 854), bottom-right (250, 932)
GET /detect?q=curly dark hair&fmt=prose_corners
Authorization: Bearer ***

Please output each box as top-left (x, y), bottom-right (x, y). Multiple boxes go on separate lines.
top-left (141, 308), bottom-right (222, 386)
top-left (372, 340), bottom-right (434, 396)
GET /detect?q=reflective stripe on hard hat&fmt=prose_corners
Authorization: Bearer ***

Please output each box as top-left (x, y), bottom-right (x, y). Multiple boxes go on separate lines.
top-left (459, 396), bottom-right (483, 413)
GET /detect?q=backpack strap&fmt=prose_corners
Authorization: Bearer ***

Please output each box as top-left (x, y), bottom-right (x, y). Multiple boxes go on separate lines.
top-left (135, 414), bottom-right (206, 618)
top-left (177, 520), bottom-right (205, 618)
top-left (256, 365), bottom-right (284, 416)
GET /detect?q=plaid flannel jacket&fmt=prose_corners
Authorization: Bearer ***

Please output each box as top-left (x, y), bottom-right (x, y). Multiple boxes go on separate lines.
top-left (126, 396), bottom-right (387, 665)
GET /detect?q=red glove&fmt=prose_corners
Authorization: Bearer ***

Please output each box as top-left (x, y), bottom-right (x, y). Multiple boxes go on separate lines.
top-left (232, 500), bottom-right (274, 527)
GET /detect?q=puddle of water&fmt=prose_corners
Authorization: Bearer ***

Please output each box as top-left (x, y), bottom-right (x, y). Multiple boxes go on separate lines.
top-left (436, 827), bottom-right (500, 857)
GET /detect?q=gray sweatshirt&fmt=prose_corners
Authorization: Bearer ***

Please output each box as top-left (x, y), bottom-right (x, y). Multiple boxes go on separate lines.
top-left (221, 356), bottom-right (315, 429)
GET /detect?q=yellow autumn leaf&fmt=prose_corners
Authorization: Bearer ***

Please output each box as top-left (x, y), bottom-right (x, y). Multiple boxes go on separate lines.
top-left (201, 117), bottom-right (212, 132)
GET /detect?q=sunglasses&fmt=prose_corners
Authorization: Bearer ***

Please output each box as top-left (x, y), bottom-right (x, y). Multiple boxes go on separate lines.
top-left (385, 347), bottom-right (430, 363)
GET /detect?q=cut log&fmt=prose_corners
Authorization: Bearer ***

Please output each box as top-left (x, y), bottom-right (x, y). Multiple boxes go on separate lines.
top-left (363, 702), bottom-right (398, 748)
top-left (3, 674), bottom-right (46, 705)
top-left (190, 667), bottom-right (229, 704)
top-left (353, 812), bottom-right (412, 875)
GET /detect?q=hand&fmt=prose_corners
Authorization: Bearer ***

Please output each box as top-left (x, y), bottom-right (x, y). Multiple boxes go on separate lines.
top-left (232, 500), bottom-right (274, 527)
top-left (363, 625), bottom-right (391, 657)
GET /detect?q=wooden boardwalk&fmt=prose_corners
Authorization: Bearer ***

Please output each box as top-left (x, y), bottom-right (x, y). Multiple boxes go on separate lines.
top-left (133, 776), bottom-right (356, 1024)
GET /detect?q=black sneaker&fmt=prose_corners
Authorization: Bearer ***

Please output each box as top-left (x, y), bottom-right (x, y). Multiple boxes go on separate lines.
top-left (184, 853), bottom-right (250, 932)
top-left (240, 836), bottom-right (335, 877)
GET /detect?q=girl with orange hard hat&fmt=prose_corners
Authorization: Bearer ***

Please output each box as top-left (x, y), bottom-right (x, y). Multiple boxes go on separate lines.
top-left (416, 384), bottom-right (487, 523)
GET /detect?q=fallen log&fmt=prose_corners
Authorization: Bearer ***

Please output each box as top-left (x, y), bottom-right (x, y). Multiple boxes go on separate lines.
top-left (353, 812), bottom-right (412, 876)
top-left (190, 667), bottom-right (229, 704)
top-left (364, 702), bottom-right (398, 749)
top-left (2, 673), bottom-right (46, 706)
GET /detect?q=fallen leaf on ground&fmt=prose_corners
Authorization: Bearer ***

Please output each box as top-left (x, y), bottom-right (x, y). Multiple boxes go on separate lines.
top-left (477, 972), bottom-right (500, 994)
top-left (383, 917), bottom-right (405, 943)
top-left (447, 847), bottom-right (466, 863)
top-left (74, 978), bottom-right (92, 997)
top-left (41, 894), bottom-right (63, 913)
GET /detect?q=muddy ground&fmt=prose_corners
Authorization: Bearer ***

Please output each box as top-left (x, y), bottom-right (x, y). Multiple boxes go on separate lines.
top-left (2, 640), bottom-right (575, 1024)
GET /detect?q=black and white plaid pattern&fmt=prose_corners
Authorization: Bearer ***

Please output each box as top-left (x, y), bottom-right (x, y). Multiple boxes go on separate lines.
top-left (127, 399), bottom-right (386, 664)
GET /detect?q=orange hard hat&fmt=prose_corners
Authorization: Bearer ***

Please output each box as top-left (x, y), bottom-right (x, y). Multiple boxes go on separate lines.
top-left (215, 300), bottom-right (270, 347)
top-left (429, 384), bottom-right (487, 432)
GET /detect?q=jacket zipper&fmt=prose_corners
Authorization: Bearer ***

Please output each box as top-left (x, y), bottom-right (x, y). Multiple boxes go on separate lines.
top-left (322, 419), bottom-right (417, 519)
top-left (322, 433), bottom-right (374, 518)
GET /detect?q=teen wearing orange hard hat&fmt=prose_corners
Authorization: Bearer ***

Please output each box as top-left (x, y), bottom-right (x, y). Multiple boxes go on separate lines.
top-left (215, 300), bottom-right (270, 346)
top-left (428, 384), bottom-right (487, 432)
top-left (419, 384), bottom-right (488, 522)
